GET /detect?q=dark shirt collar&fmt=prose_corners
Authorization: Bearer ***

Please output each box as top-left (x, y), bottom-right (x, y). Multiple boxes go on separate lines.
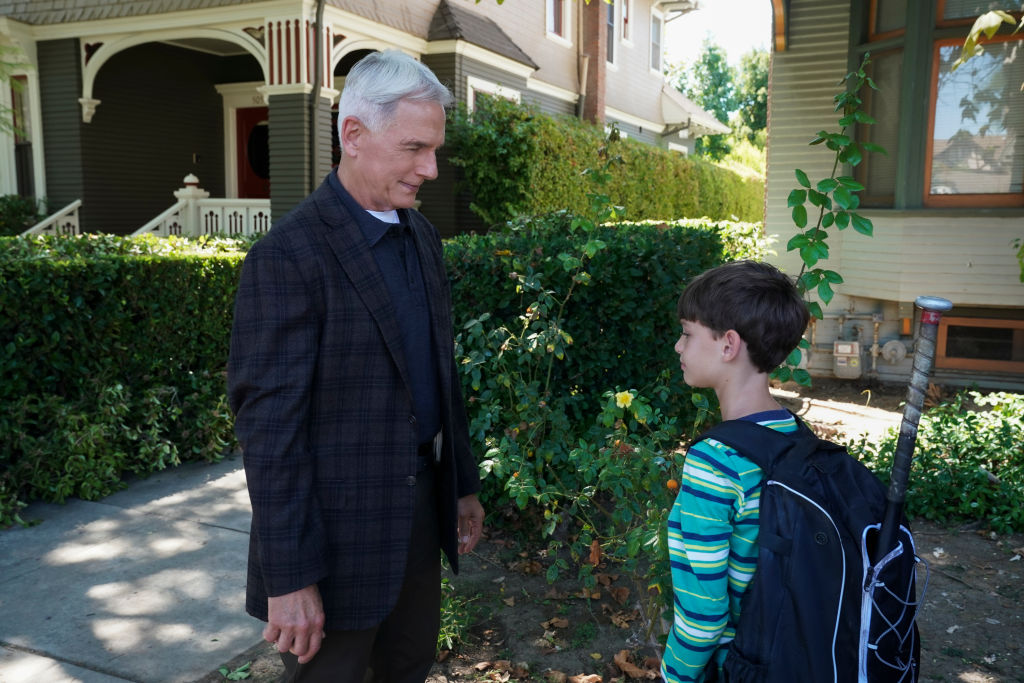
top-left (327, 171), bottom-right (406, 247)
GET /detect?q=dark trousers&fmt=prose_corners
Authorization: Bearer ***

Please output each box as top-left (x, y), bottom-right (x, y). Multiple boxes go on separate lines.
top-left (279, 465), bottom-right (441, 683)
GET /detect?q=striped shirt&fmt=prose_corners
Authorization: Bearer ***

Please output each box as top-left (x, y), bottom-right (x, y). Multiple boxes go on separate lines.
top-left (661, 410), bottom-right (797, 683)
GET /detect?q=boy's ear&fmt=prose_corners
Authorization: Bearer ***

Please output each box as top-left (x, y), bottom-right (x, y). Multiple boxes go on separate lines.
top-left (720, 329), bottom-right (744, 362)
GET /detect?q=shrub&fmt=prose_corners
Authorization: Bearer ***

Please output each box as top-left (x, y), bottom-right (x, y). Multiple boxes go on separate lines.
top-left (0, 194), bottom-right (46, 237)
top-left (850, 390), bottom-right (1024, 533)
top-left (447, 95), bottom-right (764, 229)
top-left (0, 234), bottom-right (245, 526)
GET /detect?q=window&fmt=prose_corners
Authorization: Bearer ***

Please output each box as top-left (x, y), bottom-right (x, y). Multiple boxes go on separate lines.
top-left (856, 3), bottom-right (1024, 208)
top-left (622, 0), bottom-right (633, 43)
top-left (650, 12), bottom-right (664, 72)
top-left (11, 75), bottom-right (34, 197)
top-left (926, 35), bottom-right (1024, 206)
top-left (936, 317), bottom-right (1024, 372)
top-left (546, 0), bottom-right (567, 39)
top-left (466, 76), bottom-right (521, 112)
top-left (606, 0), bottom-right (616, 63)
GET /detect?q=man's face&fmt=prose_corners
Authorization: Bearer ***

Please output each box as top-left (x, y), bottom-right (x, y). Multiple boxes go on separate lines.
top-left (340, 99), bottom-right (446, 211)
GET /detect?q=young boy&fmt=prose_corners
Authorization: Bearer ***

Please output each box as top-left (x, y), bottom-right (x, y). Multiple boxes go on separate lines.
top-left (661, 259), bottom-right (810, 683)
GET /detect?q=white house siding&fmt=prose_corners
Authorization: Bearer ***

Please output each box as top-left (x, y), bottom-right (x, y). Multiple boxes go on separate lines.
top-left (604, 2), bottom-right (662, 126)
top-left (765, 0), bottom-right (852, 280)
top-left (840, 213), bottom-right (1024, 305)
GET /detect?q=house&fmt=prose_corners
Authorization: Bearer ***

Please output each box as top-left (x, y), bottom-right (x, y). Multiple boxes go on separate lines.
top-left (764, 0), bottom-right (1024, 390)
top-left (0, 0), bottom-right (726, 237)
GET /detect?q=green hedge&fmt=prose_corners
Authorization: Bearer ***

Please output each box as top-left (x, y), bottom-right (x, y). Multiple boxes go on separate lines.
top-left (0, 235), bottom-right (245, 524)
top-left (0, 221), bottom-right (764, 525)
top-left (447, 95), bottom-right (764, 228)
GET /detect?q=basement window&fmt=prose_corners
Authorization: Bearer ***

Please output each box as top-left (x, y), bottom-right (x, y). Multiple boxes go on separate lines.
top-left (936, 317), bottom-right (1024, 373)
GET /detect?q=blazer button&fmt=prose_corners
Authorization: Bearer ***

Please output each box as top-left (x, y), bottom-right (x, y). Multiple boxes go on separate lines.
top-left (408, 415), bottom-right (417, 424)
top-left (406, 476), bottom-right (417, 486)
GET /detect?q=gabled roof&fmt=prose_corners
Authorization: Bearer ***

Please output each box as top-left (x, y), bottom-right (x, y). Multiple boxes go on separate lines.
top-left (428, 0), bottom-right (537, 70)
top-left (0, 0), bottom-right (257, 25)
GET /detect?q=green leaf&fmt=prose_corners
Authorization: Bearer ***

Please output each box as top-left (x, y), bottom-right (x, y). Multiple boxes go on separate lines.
top-left (853, 110), bottom-right (876, 124)
top-left (821, 212), bottom-right (835, 228)
top-left (836, 176), bottom-right (865, 191)
top-left (787, 189), bottom-right (808, 207)
top-left (795, 169), bottom-right (811, 188)
top-left (833, 186), bottom-right (854, 209)
top-left (862, 141), bottom-right (888, 155)
top-left (785, 347), bottom-right (803, 366)
top-left (816, 178), bottom-right (840, 193)
top-left (808, 189), bottom-right (831, 209)
top-left (817, 280), bottom-right (835, 304)
top-left (834, 211), bottom-right (850, 229)
top-left (851, 213), bottom-right (874, 236)
top-left (823, 269), bottom-right (844, 284)
top-left (792, 204), bottom-right (808, 229)
top-left (787, 233), bottom-right (809, 251)
top-left (793, 368), bottom-right (812, 386)
top-left (839, 144), bottom-right (863, 166)
top-left (807, 301), bottom-right (823, 319)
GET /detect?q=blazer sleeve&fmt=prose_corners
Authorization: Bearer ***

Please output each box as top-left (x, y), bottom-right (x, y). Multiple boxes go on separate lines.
top-left (227, 236), bottom-right (328, 597)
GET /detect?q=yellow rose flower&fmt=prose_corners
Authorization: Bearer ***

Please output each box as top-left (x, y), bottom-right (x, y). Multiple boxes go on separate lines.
top-left (614, 391), bottom-right (633, 409)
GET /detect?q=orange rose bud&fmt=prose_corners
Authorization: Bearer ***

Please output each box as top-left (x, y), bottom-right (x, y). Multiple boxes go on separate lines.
top-left (667, 478), bottom-right (679, 492)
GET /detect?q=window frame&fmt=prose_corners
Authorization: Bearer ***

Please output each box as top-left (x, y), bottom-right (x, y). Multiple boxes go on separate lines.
top-left (622, 0), bottom-right (634, 45)
top-left (650, 10), bottom-right (664, 74)
top-left (606, 0), bottom-right (618, 66)
top-left (546, 0), bottom-right (572, 46)
top-left (466, 76), bottom-right (522, 113)
top-left (936, 316), bottom-right (1024, 373)
top-left (923, 32), bottom-right (1024, 208)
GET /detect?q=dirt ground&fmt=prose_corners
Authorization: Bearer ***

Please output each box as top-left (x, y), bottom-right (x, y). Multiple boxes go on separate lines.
top-left (200, 379), bottom-right (1024, 683)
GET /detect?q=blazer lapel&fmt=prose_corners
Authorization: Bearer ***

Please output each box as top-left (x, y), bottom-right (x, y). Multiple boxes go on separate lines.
top-left (313, 181), bottom-right (414, 396)
top-left (409, 216), bottom-right (454, 410)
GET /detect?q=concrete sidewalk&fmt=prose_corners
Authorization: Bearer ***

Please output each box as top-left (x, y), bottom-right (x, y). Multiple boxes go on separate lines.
top-left (0, 455), bottom-right (263, 683)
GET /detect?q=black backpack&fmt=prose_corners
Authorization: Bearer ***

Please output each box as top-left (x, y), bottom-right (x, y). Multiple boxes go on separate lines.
top-left (698, 415), bottom-right (923, 683)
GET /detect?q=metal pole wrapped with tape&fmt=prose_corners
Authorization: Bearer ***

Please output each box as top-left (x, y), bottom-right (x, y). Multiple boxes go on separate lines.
top-left (873, 295), bottom-right (953, 563)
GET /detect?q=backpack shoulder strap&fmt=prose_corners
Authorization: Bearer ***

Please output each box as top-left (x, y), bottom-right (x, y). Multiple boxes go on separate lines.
top-left (697, 414), bottom-right (820, 475)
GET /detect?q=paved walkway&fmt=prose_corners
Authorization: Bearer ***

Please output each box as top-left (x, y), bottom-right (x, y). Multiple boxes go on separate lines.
top-left (0, 455), bottom-right (262, 683)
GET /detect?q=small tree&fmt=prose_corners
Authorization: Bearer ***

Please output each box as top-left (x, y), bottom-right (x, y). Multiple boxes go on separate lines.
top-left (734, 48), bottom-right (769, 146)
top-left (672, 39), bottom-right (737, 161)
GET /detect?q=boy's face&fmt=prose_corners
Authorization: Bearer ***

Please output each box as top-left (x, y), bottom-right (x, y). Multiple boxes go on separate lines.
top-left (674, 319), bottom-right (722, 388)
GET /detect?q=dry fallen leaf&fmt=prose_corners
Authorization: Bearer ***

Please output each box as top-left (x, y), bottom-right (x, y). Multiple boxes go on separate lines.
top-left (503, 596), bottom-right (516, 607)
top-left (568, 675), bottom-right (602, 683)
top-left (575, 588), bottom-right (601, 599)
top-left (613, 650), bottom-right (658, 680)
top-left (546, 672), bottom-right (568, 683)
top-left (609, 586), bottom-right (630, 605)
top-left (588, 539), bottom-right (603, 565)
top-left (475, 661), bottom-right (493, 671)
top-left (436, 649), bottom-right (450, 662)
top-left (544, 586), bottom-right (569, 599)
top-left (542, 616), bottom-right (569, 629)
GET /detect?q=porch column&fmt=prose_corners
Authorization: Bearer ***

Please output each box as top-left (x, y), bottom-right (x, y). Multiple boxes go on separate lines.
top-left (262, 13), bottom-right (336, 223)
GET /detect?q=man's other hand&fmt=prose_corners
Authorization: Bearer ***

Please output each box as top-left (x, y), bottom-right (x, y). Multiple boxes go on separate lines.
top-left (264, 584), bottom-right (326, 664)
top-left (457, 494), bottom-right (484, 554)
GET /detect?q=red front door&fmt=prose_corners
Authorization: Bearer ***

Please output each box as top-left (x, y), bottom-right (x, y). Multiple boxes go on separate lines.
top-left (236, 106), bottom-right (270, 198)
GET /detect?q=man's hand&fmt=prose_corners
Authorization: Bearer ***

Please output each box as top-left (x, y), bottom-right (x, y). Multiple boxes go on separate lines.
top-left (457, 494), bottom-right (485, 554)
top-left (264, 584), bottom-right (326, 664)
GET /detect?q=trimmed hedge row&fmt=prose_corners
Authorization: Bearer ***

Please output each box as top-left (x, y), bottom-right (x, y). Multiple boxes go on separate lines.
top-left (447, 95), bottom-right (764, 228)
top-left (0, 220), bottom-right (766, 524)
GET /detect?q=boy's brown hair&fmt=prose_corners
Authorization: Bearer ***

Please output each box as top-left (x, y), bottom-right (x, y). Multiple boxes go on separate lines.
top-left (676, 260), bottom-right (809, 373)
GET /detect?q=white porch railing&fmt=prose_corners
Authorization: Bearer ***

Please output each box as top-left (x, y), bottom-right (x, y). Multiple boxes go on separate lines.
top-left (21, 199), bottom-right (83, 236)
top-left (132, 174), bottom-right (271, 238)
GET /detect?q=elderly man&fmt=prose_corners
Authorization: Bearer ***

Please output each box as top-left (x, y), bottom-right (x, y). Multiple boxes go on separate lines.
top-left (227, 50), bottom-right (484, 683)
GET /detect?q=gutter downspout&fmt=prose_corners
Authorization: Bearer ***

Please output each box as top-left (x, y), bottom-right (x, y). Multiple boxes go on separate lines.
top-left (575, 0), bottom-right (588, 119)
top-left (309, 0), bottom-right (326, 194)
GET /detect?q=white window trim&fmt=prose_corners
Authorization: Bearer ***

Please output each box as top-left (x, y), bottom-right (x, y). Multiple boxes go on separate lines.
top-left (545, 0), bottom-right (573, 47)
top-left (649, 9), bottom-right (665, 75)
top-left (606, 0), bottom-right (619, 66)
top-left (466, 76), bottom-right (522, 112)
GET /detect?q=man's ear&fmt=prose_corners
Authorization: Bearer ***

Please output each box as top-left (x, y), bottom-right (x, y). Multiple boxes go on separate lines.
top-left (720, 329), bottom-right (744, 362)
top-left (339, 116), bottom-right (364, 157)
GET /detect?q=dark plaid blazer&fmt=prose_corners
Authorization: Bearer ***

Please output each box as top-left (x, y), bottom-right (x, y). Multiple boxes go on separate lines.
top-left (227, 175), bottom-right (480, 631)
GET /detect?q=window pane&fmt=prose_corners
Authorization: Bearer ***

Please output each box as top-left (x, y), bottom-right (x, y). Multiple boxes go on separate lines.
top-left (548, 0), bottom-right (563, 36)
top-left (930, 39), bottom-right (1024, 197)
top-left (942, 0), bottom-right (1008, 20)
top-left (857, 51), bottom-right (902, 206)
top-left (945, 324), bottom-right (1019, 361)
top-left (873, 0), bottom-right (906, 35)
top-left (651, 16), bottom-right (663, 71)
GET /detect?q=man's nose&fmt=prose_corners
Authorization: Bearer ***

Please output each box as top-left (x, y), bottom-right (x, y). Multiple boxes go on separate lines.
top-left (419, 151), bottom-right (438, 180)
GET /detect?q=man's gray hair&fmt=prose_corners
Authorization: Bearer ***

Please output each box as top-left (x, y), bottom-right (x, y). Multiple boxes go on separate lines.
top-left (337, 50), bottom-right (453, 133)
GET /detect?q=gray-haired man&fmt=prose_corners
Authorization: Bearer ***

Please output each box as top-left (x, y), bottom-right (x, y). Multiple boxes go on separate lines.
top-left (228, 49), bottom-right (484, 682)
